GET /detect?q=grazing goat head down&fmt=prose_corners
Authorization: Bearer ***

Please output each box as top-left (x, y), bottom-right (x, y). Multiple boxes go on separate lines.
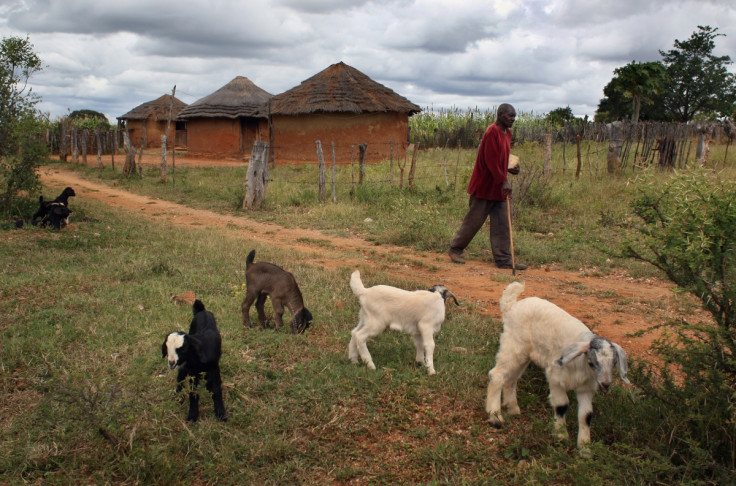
top-left (485, 282), bottom-right (629, 449)
top-left (241, 249), bottom-right (313, 334)
top-left (348, 270), bottom-right (459, 375)
top-left (32, 186), bottom-right (76, 230)
top-left (161, 299), bottom-right (226, 422)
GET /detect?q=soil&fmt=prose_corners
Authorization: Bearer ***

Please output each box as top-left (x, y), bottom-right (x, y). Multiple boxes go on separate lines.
top-left (38, 160), bottom-right (702, 361)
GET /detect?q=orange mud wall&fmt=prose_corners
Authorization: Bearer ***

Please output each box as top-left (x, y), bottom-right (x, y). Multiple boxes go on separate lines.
top-left (270, 112), bottom-right (410, 165)
top-left (126, 119), bottom-right (175, 149)
top-left (185, 117), bottom-right (268, 159)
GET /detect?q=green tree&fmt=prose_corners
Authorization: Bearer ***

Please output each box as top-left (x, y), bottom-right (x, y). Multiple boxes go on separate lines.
top-left (612, 61), bottom-right (667, 123)
top-left (544, 106), bottom-right (575, 126)
top-left (596, 62), bottom-right (668, 123)
top-left (68, 109), bottom-right (111, 130)
top-left (0, 35), bottom-right (47, 218)
top-left (625, 169), bottom-right (736, 478)
top-left (660, 25), bottom-right (736, 121)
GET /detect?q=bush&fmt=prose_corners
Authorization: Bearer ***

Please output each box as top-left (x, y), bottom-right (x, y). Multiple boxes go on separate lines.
top-left (624, 168), bottom-right (736, 479)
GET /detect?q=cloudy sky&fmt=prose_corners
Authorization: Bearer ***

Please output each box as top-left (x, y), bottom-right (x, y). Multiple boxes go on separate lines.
top-left (2, 0), bottom-right (735, 123)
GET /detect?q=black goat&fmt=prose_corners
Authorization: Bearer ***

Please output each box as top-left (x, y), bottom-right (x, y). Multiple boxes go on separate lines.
top-left (32, 186), bottom-right (75, 230)
top-left (162, 300), bottom-right (226, 422)
top-left (241, 249), bottom-right (313, 334)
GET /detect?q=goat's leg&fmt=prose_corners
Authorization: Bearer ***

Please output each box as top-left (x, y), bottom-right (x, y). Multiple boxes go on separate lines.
top-left (351, 319), bottom-right (378, 370)
top-left (418, 324), bottom-right (436, 375)
top-left (348, 318), bottom-right (365, 364)
top-left (271, 300), bottom-right (285, 331)
top-left (486, 354), bottom-right (527, 427)
top-left (575, 389), bottom-right (594, 448)
top-left (502, 361), bottom-right (529, 416)
top-left (186, 375), bottom-right (201, 422)
top-left (548, 381), bottom-right (570, 440)
top-left (206, 368), bottom-right (227, 422)
top-left (255, 294), bottom-right (269, 328)
top-left (241, 292), bottom-right (257, 327)
top-left (411, 333), bottom-right (425, 367)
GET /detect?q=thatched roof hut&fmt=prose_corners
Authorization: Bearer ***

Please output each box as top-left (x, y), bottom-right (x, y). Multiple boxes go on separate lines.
top-left (178, 76), bottom-right (272, 119)
top-left (268, 62), bottom-right (421, 164)
top-left (270, 62), bottom-right (421, 116)
top-left (177, 76), bottom-right (272, 158)
top-left (117, 94), bottom-right (188, 148)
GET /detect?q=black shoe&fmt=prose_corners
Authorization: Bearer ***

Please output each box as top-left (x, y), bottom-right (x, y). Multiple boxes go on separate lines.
top-left (448, 250), bottom-right (465, 264)
top-left (497, 263), bottom-right (527, 270)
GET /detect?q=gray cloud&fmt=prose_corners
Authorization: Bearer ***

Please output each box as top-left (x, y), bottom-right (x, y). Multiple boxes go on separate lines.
top-left (2, 0), bottom-right (734, 122)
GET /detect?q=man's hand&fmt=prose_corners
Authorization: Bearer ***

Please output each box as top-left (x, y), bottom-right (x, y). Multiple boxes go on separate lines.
top-left (502, 181), bottom-right (512, 197)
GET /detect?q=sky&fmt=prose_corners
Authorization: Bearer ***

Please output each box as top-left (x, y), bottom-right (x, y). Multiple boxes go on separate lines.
top-left (2, 0), bottom-right (735, 124)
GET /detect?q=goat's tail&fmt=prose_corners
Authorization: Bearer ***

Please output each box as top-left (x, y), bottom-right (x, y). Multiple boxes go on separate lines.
top-left (349, 270), bottom-right (365, 297)
top-left (193, 299), bottom-right (205, 315)
top-left (499, 282), bottom-right (525, 315)
top-left (246, 249), bottom-right (256, 266)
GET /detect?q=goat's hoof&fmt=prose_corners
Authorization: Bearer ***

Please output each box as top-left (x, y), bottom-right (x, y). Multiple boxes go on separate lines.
top-left (577, 445), bottom-right (592, 458)
top-left (488, 414), bottom-right (504, 429)
top-left (428, 369), bottom-right (436, 376)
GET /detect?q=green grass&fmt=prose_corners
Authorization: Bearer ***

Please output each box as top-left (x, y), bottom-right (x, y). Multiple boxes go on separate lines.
top-left (3, 144), bottom-right (735, 483)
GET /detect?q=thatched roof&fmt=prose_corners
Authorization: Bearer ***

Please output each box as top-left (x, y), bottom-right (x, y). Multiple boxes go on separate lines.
top-left (117, 94), bottom-right (187, 121)
top-left (177, 76), bottom-right (272, 119)
top-left (269, 62), bottom-right (421, 116)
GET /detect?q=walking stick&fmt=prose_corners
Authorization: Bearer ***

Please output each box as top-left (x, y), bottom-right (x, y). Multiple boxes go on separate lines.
top-left (506, 196), bottom-right (516, 277)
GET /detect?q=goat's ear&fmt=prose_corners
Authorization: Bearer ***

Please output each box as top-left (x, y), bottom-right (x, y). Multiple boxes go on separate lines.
top-left (161, 339), bottom-right (167, 358)
top-left (556, 341), bottom-right (591, 367)
top-left (613, 342), bottom-right (631, 384)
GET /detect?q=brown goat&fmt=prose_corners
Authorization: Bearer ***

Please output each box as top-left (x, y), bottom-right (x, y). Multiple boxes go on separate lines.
top-left (241, 250), bottom-right (313, 334)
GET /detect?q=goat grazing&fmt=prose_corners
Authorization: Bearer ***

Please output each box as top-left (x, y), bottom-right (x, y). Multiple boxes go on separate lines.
top-left (162, 299), bottom-right (226, 422)
top-left (241, 250), bottom-right (312, 334)
top-left (486, 282), bottom-right (629, 448)
top-left (32, 186), bottom-right (76, 230)
top-left (348, 270), bottom-right (459, 375)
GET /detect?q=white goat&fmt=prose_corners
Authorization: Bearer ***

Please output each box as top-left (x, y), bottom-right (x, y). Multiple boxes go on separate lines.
top-left (348, 270), bottom-right (459, 375)
top-left (486, 282), bottom-right (630, 447)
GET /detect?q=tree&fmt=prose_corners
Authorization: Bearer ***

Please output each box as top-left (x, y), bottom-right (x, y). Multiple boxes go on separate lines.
top-left (595, 62), bottom-right (669, 123)
top-left (0, 35), bottom-right (47, 218)
top-left (660, 25), bottom-right (736, 122)
top-left (544, 106), bottom-right (576, 126)
top-left (612, 61), bottom-right (666, 123)
top-left (68, 109), bottom-right (111, 130)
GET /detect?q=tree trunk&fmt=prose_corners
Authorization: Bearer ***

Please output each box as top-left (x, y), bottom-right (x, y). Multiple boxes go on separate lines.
top-left (244, 141), bottom-right (269, 209)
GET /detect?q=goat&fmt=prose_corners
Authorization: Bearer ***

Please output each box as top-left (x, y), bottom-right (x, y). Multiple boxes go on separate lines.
top-left (348, 270), bottom-right (459, 375)
top-left (485, 282), bottom-right (629, 448)
top-left (162, 299), bottom-right (226, 422)
top-left (241, 249), bottom-right (312, 334)
top-left (32, 186), bottom-right (75, 230)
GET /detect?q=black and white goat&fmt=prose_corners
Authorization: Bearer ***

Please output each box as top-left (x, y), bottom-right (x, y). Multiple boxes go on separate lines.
top-left (485, 282), bottom-right (629, 448)
top-left (32, 186), bottom-right (75, 230)
top-left (241, 249), bottom-right (313, 334)
top-left (348, 270), bottom-right (459, 375)
top-left (162, 299), bottom-right (226, 422)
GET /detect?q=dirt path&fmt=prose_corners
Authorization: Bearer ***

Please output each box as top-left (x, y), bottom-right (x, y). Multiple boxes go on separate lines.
top-left (39, 166), bottom-right (691, 360)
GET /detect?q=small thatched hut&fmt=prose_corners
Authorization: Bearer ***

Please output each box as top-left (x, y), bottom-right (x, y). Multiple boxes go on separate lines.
top-left (177, 76), bottom-right (272, 158)
top-left (117, 94), bottom-right (188, 149)
top-left (268, 62), bottom-right (421, 164)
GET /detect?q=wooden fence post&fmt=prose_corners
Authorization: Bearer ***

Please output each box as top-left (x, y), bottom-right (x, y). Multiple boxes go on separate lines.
top-left (408, 142), bottom-right (419, 189)
top-left (81, 129), bottom-right (88, 165)
top-left (606, 121), bottom-right (623, 173)
top-left (161, 85), bottom-right (176, 183)
top-left (244, 141), bottom-right (269, 209)
top-left (71, 126), bottom-right (78, 163)
top-left (96, 129), bottom-right (103, 168)
top-left (331, 141), bottom-right (337, 203)
top-left (575, 134), bottom-right (582, 179)
top-left (122, 131), bottom-right (136, 176)
top-left (316, 141), bottom-right (326, 202)
top-left (358, 143), bottom-right (367, 185)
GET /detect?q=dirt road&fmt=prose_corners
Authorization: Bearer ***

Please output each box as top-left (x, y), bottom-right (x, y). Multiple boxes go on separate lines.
top-left (38, 166), bottom-right (691, 359)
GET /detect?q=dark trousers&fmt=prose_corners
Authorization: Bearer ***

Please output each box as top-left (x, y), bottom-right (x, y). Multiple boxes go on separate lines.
top-left (449, 195), bottom-right (511, 265)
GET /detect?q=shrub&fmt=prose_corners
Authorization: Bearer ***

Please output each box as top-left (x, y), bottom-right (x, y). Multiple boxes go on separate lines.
top-left (624, 168), bottom-right (736, 479)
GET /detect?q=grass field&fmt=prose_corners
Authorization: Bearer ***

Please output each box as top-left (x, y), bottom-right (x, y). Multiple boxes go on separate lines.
top-left (1, 145), bottom-right (734, 483)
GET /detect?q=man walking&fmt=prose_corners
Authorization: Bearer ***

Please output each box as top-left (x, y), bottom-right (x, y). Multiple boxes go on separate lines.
top-left (447, 103), bottom-right (526, 270)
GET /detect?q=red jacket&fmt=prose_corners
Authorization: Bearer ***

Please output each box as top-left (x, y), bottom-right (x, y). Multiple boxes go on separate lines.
top-left (466, 123), bottom-right (511, 201)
